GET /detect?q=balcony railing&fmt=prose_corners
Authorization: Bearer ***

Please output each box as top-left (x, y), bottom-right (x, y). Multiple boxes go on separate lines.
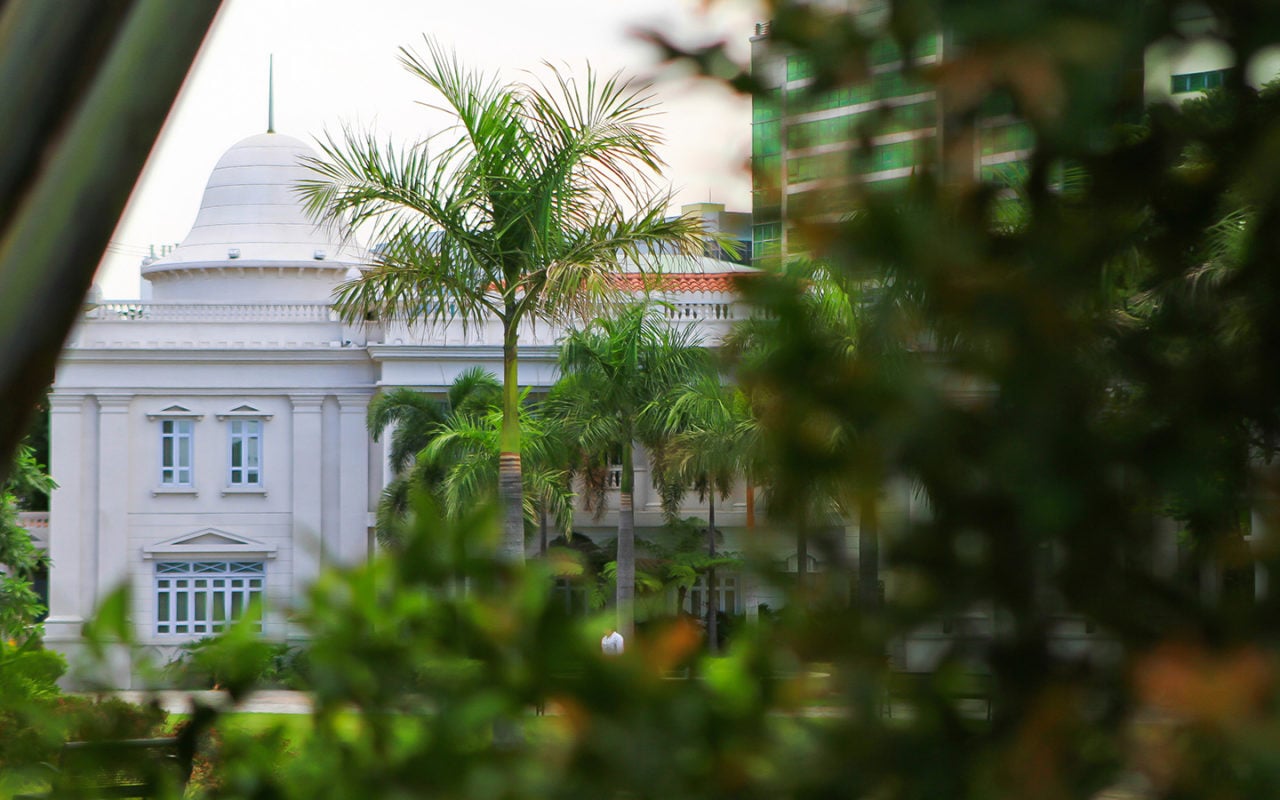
top-left (84, 303), bottom-right (337, 322)
top-left (663, 301), bottom-right (738, 321)
top-left (19, 512), bottom-right (48, 548)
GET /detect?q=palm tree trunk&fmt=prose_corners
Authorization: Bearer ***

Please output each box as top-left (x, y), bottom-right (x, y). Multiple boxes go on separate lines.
top-left (539, 505), bottom-right (548, 557)
top-left (617, 441), bottom-right (636, 639)
top-left (707, 490), bottom-right (718, 654)
top-left (797, 514), bottom-right (809, 594)
top-left (858, 491), bottom-right (880, 611)
top-left (498, 323), bottom-right (524, 564)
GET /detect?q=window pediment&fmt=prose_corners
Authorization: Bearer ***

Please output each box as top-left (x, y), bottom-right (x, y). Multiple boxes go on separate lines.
top-left (780, 552), bottom-right (824, 573)
top-left (143, 528), bottom-right (277, 560)
top-left (216, 404), bottom-right (273, 421)
top-left (146, 404), bottom-right (203, 421)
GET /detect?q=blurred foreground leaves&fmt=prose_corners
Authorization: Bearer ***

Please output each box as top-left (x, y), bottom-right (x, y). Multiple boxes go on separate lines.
top-left (191, 497), bottom-right (841, 800)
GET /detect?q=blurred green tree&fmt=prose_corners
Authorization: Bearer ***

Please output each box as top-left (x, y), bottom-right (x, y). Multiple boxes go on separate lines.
top-left (0, 445), bottom-right (54, 641)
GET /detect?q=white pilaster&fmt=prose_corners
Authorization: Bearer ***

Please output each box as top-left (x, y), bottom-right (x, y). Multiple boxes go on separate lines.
top-left (45, 393), bottom-right (88, 639)
top-left (337, 393), bottom-right (371, 564)
top-left (290, 394), bottom-right (324, 602)
top-left (95, 395), bottom-right (132, 598)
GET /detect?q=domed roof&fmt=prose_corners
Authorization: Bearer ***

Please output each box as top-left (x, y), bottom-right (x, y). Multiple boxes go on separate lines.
top-left (143, 132), bottom-right (365, 278)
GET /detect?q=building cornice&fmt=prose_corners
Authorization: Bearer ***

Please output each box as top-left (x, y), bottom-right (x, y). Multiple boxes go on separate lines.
top-left (59, 348), bottom-right (372, 365)
top-left (365, 344), bottom-right (559, 362)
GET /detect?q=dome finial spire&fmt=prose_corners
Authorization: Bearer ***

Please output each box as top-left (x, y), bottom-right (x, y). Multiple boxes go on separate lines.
top-left (267, 54), bottom-right (275, 134)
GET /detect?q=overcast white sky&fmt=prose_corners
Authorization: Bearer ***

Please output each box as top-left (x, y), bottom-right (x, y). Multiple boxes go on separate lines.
top-left (96, 0), bottom-right (762, 298)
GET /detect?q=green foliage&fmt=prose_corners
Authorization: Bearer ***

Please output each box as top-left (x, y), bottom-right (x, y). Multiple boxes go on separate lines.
top-left (0, 638), bottom-right (65, 704)
top-left (0, 638), bottom-right (164, 779)
top-left (303, 41), bottom-right (711, 560)
top-left (553, 300), bottom-right (713, 634)
top-left (164, 637), bottom-right (310, 692)
top-left (19, 3), bottom-right (1280, 797)
top-left (0, 444), bottom-right (53, 640)
top-left (115, 495), bottom-right (836, 799)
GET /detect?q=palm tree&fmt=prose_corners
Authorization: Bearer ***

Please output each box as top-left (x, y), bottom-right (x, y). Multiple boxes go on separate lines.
top-left (369, 368), bottom-right (501, 544)
top-left (554, 301), bottom-right (710, 637)
top-left (418, 393), bottom-right (574, 541)
top-left (658, 372), bottom-right (760, 651)
top-left (301, 41), bottom-right (706, 563)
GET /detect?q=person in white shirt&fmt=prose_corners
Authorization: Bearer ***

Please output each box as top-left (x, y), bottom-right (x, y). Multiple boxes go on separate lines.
top-left (601, 628), bottom-right (624, 656)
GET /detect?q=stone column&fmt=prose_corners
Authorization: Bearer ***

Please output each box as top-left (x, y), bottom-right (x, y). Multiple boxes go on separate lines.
top-left (337, 394), bottom-right (371, 564)
top-left (290, 394), bottom-right (324, 603)
top-left (94, 395), bottom-right (132, 598)
top-left (45, 393), bottom-right (88, 643)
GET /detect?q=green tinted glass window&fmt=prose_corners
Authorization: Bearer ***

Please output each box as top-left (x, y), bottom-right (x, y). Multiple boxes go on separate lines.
top-left (787, 55), bottom-right (814, 81)
top-left (787, 152), bottom-right (851, 183)
top-left (869, 138), bottom-right (931, 172)
top-left (752, 91), bottom-right (780, 122)
top-left (981, 122), bottom-right (1034, 156)
top-left (787, 116), bottom-right (856, 149)
top-left (752, 155), bottom-right (781, 189)
top-left (869, 38), bottom-right (902, 66)
top-left (980, 161), bottom-right (1028, 186)
top-left (917, 32), bottom-right (939, 57)
top-left (883, 101), bottom-right (934, 133)
top-left (753, 121), bottom-right (781, 156)
top-left (865, 176), bottom-right (911, 193)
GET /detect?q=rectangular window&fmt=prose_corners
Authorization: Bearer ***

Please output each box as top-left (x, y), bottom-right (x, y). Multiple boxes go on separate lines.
top-left (160, 419), bottom-right (193, 486)
top-left (1171, 68), bottom-right (1230, 94)
top-left (686, 574), bottom-right (739, 616)
top-left (752, 120), bottom-right (781, 157)
top-left (786, 55), bottom-right (814, 82)
top-left (154, 561), bottom-right (264, 636)
top-left (228, 419), bottom-right (263, 486)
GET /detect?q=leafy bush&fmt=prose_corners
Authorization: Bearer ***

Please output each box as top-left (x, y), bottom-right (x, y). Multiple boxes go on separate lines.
top-left (0, 641), bottom-right (163, 771)
top-left (0, 639), bottom-right (66, 768)
top-left (164, 637), bottom-right (310, 691)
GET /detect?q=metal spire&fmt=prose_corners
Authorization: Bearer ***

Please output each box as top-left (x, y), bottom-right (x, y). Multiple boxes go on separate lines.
top-left (267, 54), bottom-right (275, 133)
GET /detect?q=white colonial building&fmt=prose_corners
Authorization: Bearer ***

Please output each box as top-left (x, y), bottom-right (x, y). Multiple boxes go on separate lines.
top-left (42, 130), bottom-right (767, 685)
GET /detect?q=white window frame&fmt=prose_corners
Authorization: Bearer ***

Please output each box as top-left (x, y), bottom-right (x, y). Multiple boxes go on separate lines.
top-left (154, 560), bottom-right (264, 637)
top-left (227, 418), bottom-right (263, 487)
top-left (159, 418), bottom-right (194, 487)
top-left (686, 573), bottom-right (740, 616)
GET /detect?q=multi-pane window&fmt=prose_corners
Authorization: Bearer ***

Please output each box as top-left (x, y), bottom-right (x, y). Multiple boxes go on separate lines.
top-left (228, 419), bottom-right (262, 486)
top-left (786, 54), bottom-right (814, 82)
top-left (980, 121), bottom-right (1035, 156)
top-left (787, 116), bottom-right (856, 150)
top-left (160, 419), bottom-right (193, 486)
top-left (752, 120), bottom-right (781, 157)
top-left (868, 137), bottom-right (934, 172)
top-left (155, 561), bottom-right (264, 636)
top-left (686, 574), bottom-right (739, 617)
top-left (1171, 69), bottom-right (1230, 94)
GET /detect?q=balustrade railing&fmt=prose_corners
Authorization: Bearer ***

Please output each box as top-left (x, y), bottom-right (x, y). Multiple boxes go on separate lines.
top-left (18, 511), bottom-right (48, 533)
top-left (83, 300), bottom-right (746, 328)
top-left (664, 301), bottom-right (737, 321)
top-left (84, 303), bottom-right (337, 322)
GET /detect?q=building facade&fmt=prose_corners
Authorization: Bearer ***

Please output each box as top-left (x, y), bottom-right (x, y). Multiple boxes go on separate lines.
top-left (43, 130), bottom-right (773, 686)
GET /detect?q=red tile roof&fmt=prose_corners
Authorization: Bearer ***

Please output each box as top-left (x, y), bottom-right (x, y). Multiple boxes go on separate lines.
top-left (615, 273), bottom-right (744, 293)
